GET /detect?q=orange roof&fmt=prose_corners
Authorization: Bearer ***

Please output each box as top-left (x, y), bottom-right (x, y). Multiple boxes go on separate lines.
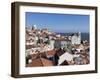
top-left (47, 50), bottom-right (56, 56)
top-left (26, 58), bottom-right (54, 67)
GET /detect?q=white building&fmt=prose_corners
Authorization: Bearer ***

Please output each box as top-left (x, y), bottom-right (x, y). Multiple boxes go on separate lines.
top-left (60, 40), bottom-right (68, 49)
top-left (56, 34), bottom-right (61, 37)
top-left (58, 52), bottom-right (74, 65)
top-left (49, 40), bottom-right (55, 50)
top-left (54, 39), bottom-right (69, 49)
top-left (71, 32), bottom-right (81, 45)
top-left (32, 25), bottom-right (37, 29)
top-left (34, 36), bottom-right (38, 45)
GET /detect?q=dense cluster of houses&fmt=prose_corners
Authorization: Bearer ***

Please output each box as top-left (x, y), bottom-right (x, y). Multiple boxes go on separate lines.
top-left (25, 25), bottom-right (90, 67)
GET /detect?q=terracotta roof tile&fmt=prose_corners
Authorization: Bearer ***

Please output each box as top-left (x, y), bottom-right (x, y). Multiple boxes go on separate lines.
top-left (47, 50), bottom-right (56, 57)
top-left (26, 58), bottom-right (54, 67)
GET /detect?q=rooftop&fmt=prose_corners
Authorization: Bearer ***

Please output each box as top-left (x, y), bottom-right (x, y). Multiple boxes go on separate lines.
top-left (47, 49), bottom-right (56, 57)
top-left (26, 58), bottom-right (54, 67)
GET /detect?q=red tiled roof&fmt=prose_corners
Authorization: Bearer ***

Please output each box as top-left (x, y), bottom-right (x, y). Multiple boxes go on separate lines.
top-left (47, 50), bottom-right (56, 56)
top-left (26, 58), bottom-right (54, 67)
top-left (56, 49), bottom-right (65, 56)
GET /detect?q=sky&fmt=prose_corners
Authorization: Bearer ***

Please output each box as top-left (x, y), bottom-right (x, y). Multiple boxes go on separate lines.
top-left (25, 12), bottom-right (90, 33)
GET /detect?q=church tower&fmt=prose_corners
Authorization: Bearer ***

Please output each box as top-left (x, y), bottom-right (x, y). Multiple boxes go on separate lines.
top-left (77, 32), bottom-right (81, 44)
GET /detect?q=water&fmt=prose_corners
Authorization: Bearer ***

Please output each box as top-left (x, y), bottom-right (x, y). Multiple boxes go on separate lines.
top-left (56, 32), bottom-right (89, 41)
top-left (81, 33), bottom-right (89, 41)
